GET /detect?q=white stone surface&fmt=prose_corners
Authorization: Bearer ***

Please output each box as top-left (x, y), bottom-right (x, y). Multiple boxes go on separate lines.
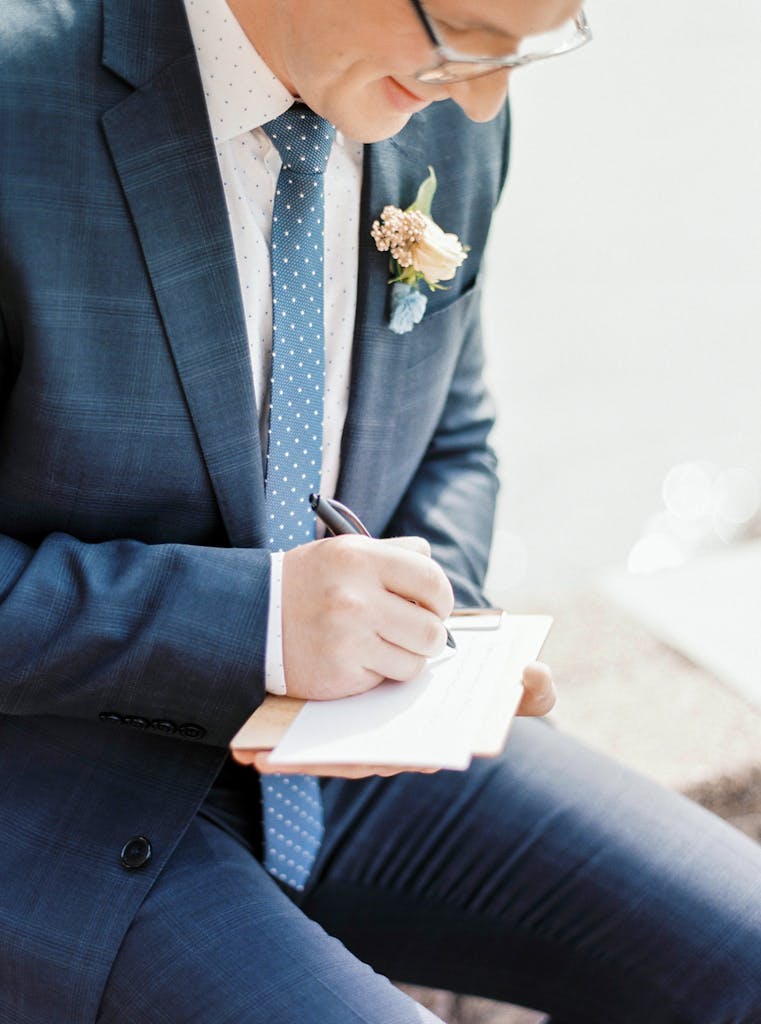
top-left (600, 540), bottom-right (761, 708)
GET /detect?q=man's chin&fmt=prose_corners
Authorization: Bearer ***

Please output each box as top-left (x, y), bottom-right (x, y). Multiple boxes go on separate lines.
top-left (336, 106), bottom-right (424, 144)
top-left (346, 119), bottom-right (412, 144)
top-left (319, 80), bottom-right (431, 144)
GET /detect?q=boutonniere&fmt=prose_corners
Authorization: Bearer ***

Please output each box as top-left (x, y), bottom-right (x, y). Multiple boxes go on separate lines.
top-left (371, 166), bottom-right (468, 335)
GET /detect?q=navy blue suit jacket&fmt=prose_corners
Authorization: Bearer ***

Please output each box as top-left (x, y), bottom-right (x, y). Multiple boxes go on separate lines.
top-left (0, 1), bottom-right (509, 1019)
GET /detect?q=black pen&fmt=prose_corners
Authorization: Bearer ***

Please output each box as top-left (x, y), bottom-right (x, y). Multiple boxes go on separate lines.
top-left (309, 493), bottom-right (456, 650)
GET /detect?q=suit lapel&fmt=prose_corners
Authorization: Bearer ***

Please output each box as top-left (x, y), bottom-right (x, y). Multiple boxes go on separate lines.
top-left (336, 121), bottom-right (432, 534)
top-left (101, 0), bottom-right (266, 549)
top-left (100, 0), bottom-right (439, 546)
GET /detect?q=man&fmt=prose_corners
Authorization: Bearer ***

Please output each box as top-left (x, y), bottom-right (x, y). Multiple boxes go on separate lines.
top-left (1, 1), bottom-right (760, 1022)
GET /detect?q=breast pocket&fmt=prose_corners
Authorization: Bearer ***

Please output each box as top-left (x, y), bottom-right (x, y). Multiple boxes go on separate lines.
top-left (403, 279), bottom-right (481, 376)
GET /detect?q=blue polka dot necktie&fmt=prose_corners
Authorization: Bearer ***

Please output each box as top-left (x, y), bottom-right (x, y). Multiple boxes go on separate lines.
top-left (261, 105), bottom-right (336, 890)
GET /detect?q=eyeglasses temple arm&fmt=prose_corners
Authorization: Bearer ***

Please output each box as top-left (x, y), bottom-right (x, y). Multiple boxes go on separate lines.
top-left (407, 0), bottom-right (441, 48)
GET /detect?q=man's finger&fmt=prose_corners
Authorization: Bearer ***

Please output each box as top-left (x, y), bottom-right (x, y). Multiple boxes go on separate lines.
top-left (379, 535), bottom-right (432, 557)
top-left (517, 661), bottom-right (556, 717)
top-left (375, 544), bottom-right (454, 619)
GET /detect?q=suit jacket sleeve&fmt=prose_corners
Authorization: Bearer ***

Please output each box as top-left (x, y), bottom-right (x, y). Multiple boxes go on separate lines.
top-left (0, 521), bottom-right (269, 750)
top-left (0, 11), bottom-right (272, 747)
top-left (0, 328), bottom-right (268, 748)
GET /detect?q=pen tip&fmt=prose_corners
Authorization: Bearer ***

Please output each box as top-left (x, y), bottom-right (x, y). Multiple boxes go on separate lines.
top-left (309, 493), bottom-right (319, 510)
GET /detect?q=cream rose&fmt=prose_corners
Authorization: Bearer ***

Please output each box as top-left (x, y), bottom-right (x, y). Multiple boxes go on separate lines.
top-left (371, 168), bottom-right (469, 333)
top-left (411, 216), bottom-right (467, 284)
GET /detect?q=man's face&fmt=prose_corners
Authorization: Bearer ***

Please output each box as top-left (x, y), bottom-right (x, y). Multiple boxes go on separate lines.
top-left (235, 0), bottom-right (581, 142)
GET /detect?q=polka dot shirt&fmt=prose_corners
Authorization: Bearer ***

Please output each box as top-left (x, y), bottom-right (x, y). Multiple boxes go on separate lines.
top-left (184, 0), bottom-right (363, 694)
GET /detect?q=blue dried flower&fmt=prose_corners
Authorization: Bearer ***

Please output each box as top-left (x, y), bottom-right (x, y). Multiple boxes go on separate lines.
top-left (389, 283), bottom-right (428, 336)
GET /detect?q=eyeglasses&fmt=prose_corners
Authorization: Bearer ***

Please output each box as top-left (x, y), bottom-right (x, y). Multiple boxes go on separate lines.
top-left (408, 0), bottom-right (592, 84)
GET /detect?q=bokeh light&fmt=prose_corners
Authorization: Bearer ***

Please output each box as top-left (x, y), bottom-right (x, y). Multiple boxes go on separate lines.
top-left (628, 461), bottom-right (761, 574)
top-left (713, 467), bottom-right (760, 526)
top-left (662, 462), bottom-right (716, 521)
top-left (627, 532), bottom-right (685, 575)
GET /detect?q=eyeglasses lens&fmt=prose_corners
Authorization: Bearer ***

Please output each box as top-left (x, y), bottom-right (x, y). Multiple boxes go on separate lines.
top-left (416, 14), bottom-right (591, 83)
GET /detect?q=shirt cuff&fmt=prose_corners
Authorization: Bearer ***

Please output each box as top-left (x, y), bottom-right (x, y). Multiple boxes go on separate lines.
top-left (264, 551), bottom-right (287, 695)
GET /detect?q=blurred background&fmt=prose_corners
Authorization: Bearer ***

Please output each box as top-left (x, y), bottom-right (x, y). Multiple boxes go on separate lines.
top-left (483, 0), bottom-right (761, 599)
top-left (477, 0), bottom-right (761, 803)
top-left (415, 11), bottom-right (761, 1015)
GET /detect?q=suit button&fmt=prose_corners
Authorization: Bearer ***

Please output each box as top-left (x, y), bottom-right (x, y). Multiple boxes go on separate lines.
top-left (99, 711), bottom-right (123, 724)
top-left (123, 716), bottom-right (149, 729)
top-left (178, 723), bottom-right (205, 740)
top-left (120, 836), bottom-right (152, 870)
top-left (149, 719), bottom-right (177, 735)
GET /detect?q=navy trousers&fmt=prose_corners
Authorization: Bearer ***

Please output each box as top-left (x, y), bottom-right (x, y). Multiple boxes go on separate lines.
top-left (97, 719), bottom-right (761, 1023)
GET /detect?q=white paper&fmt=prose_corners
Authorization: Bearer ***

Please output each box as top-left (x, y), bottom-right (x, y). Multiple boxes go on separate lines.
top-left (268, 615), bottom-right (551, 770)
top-left (472, 613), bottom-right (555, 756)
top-left (448, 611), bottom-right (504, 631)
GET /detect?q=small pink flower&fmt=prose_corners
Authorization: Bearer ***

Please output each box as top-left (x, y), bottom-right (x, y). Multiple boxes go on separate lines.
top-left (371, 206), bottom-right (466, 286)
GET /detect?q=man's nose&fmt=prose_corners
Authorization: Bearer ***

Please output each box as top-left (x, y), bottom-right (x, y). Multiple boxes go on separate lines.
top-left (445, 68), bottom-right (512, 123)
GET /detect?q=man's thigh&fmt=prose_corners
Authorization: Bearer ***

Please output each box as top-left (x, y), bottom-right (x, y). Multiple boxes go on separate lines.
top-left (96, 814), bottom-right (442, 1024)
top-left (306, 719), bottom-right (761, 1024)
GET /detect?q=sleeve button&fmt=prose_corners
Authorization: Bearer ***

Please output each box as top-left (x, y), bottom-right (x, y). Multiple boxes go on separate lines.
top-left (120, 836), bottom-right (152, 870)
top-left (123, 716), bottom-right (149, 729)
top-left (149, 719), bottom-right (177, 735)
top-left (99, 712), bottom-right (123, 724)
top-left (178, 723), bottom-right (206, 740)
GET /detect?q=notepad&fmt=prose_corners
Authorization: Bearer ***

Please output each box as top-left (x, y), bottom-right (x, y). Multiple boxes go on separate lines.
top-left (230, 614), bottom-right (552, 770)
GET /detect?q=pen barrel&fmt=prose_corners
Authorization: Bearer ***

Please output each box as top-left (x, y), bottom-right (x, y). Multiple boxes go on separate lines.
top-left (309, 493), bottom-right (360, 536)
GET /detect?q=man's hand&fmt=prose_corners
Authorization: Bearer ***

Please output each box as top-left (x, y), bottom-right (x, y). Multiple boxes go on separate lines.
top-left (234, 542), bottom-right (556, 779)
top-left (280, 534), bottom-right (455, 701)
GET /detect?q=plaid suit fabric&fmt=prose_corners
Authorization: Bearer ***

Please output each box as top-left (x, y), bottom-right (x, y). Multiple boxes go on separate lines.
top-left (0, 0), bottom-right (509, 1019)
top-left (7, 5), bottom-right (761, 1024)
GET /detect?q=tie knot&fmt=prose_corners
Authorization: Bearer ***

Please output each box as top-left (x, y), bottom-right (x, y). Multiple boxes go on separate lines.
top-left (263, 105), bottom-right (336, 175)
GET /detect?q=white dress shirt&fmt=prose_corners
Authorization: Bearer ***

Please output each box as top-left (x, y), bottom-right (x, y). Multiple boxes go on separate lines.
top-left (183, 0), bottom-right (363, 694)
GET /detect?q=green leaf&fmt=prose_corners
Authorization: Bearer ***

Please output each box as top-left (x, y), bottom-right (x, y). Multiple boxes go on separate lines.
top-left (407, 166), bottom-right (437, 218)
top-left (389, 261), bottom-right (424, 287)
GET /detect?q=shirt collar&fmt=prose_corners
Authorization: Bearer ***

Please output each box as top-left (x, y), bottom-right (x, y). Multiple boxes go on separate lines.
top-left (183, 0), bottom-right (294, 144)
